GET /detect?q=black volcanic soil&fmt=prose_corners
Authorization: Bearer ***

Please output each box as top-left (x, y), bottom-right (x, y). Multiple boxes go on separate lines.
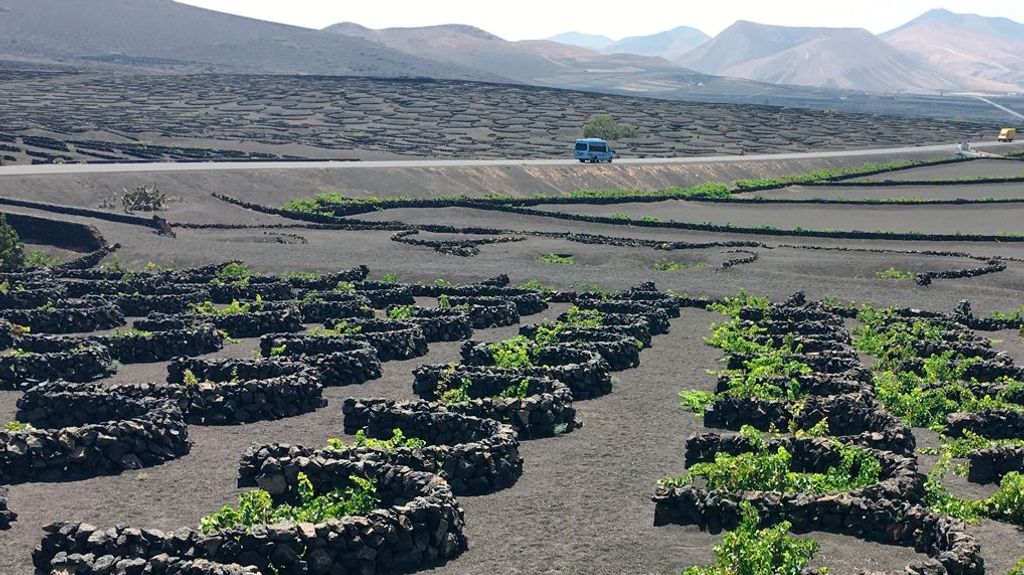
top-left (2, 159), bottom-right (1024, 573)
top-left (533, 199), bottom-right (1024, 235)
top-left (855, 159), bottom-right (1024, 181)
top-left (738, 182), bottom-right (1024, 201)
top-left (0, 309), bottom-right (935, 575)
top-left (0, 72), bottom-right (997, 165)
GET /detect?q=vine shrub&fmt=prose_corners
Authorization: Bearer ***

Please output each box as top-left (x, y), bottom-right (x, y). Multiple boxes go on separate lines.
top-left (191, 296), bottom-right (262, 316)
top-left (564, 306), bottom-right (604, 327)
top-left (24, 250), bottom-right (61, 268)
top-left (853, 308), bottom-right (1022, 428)
top-left (326, 428), bottom-right (425, 452)
top-left (654, 260), bottom-right (705, 272)
top-left (212, 263), bottom-right (251, 286)
top-left (730, 159), bottom-right (920, 190)
top-left (539, 253), bottom-right (575, 266)
top-left (199, 472), bottom-right (377, 534)
top-left (926, 448), bottom-right (1024, 526)
top-left (494, 378), bottom-right (530, 400)
top-left (706, 290), bottom-right (770, 318)
top-left (705, 316), bottom-right (811, 400)
top-left (439, 376), bottom-right (473, 404)
top-left (182, 369), bottom-right (200, 387)
top-left (488, 336), bottom-right (535, 368)
top-left (519, 280), bottom-right (556, 296)
top-left (387, 305), bottom-right (415, 320)
top-left (3, 421), bottom-right (35, 432)
top-left (310, 322), bottom-right (363, 337)
top-left (989, 305), bottom-right (1024, 323)
top-left (682, 502), bottom-right (822, 575)
top-left (661, 427), bottom-right (881, 494)
top-left (679, 390), bottom-right (716, 415)
top-left (876, 267), bottom-right (915, 280)
top-left (925, 429), bottom-right (1024, 525)
top-left (436, 365), bottom-right (531, 404)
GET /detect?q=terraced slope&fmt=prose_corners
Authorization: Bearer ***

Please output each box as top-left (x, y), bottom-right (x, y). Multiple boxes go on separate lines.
top-left (0, 71), bottom-right (992, 165)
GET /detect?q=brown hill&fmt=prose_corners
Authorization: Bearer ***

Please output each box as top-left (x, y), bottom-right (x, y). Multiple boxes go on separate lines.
top-left (0, 0), bottom-right (498, 79)
top-left (324, 22), bottom-right (689, 85)
top-left (603, 27), bottom-right (711, 62)
top-left (678, 21), bottom-right (973, 93)
top-left (882, 9), bottom-right (1024, 92)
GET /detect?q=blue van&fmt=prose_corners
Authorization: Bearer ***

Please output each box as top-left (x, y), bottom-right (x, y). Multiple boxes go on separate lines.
top-left (574, 138), bottom-right (614, 163)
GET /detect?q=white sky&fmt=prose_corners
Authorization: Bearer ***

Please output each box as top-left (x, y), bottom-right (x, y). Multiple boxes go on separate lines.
top-left (174, 0), bottom-right (1024, 40)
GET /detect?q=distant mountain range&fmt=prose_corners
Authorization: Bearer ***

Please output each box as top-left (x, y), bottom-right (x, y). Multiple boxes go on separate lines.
top-left (0, 0), bottom-right (1020, 98)
top-left (552, 9), bottom-right (1024, 93)
top-left (324, 22), bottom-right (686, 86)
top-left (882, 9), bottom-right (1024, 92)
top-left (676, 21), bottom-right (964, 93)
top-left (552, 27), bottom-right (710, 62)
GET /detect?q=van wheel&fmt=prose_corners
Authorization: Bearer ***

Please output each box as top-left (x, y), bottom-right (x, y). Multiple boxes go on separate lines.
top-left (607, 158), bottom-right (613, 163)
top-left (578, 159), bottom-right (585, 163)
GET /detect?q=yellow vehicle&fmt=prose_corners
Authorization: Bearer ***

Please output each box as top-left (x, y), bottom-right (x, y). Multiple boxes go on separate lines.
top-left (999, 127), bottom-right (1016, 142)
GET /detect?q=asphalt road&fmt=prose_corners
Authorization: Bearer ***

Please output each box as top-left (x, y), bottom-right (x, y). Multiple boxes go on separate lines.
top-left (0, 141), bottom-right (1017, 176)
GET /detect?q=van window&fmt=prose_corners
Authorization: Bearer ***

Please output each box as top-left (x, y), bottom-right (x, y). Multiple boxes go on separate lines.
top-left (590, 143), bottom-right (607, 152)
top-left (575, 142), bottom-right (588, 151)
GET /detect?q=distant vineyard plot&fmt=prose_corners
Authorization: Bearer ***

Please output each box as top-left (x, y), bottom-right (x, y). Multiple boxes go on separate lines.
top-left (0, 70), bottom-right (994, 165)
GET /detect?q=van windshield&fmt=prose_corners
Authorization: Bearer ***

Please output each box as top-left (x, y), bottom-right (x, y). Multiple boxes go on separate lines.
top-left (575, 142), bottom-right (588, 151)
top-left (590, 143), bottom-right (607, 152)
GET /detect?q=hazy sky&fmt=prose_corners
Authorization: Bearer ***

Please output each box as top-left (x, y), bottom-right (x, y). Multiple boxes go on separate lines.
top-left (175, 0), bottom-right (1024, 39)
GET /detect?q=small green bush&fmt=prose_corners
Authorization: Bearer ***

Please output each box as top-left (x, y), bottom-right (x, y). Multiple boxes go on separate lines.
top-left (519, 280), bottom-right (556, 294)
top-left (387, 305), bottom-right (415, 320)
top-left (876, 267), bottom-right (915, 280)
top-left (539, 253), bottom-right (575, 266)
top-left (564, 306), bottom-right (604, 327)
top-left (213, 263), bottom-right (251, 286)
top-left (326, 428), bottom-right (425, 452)
top-left (682, 502), bottom-right (821, 575)
top-left (662, 427), bottom-right (881, 493)
top-left (488, 336), bottom-right (534, 368)
top-left (310, 322), bottom-right (363, 337)
top-left (582, 115), bottom-right (638, 140)
top-left (679, 390), bottom-right (715, 414)
top-left (3, 421), bottom-right (35, 433)
top-left (24, 250), bottom-right (61, 268)
top-left (199, 472), bottom-right (377, 534)
top-left (654, 260), bottom-right (705, 272)
top-left (182, 369), bottom-right (200, 387)
top-left (494, 378), bottom-right (531, 400)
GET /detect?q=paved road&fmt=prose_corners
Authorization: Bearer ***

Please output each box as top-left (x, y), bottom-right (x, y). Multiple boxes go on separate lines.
top-left (0, 141), bottom-right (1015, 177)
